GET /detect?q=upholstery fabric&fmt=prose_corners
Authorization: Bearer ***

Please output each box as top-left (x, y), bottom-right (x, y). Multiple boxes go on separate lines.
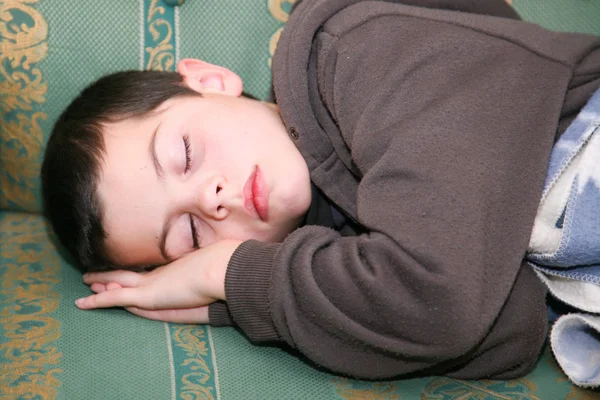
top-left (1, 0), bottom-right (599, 398)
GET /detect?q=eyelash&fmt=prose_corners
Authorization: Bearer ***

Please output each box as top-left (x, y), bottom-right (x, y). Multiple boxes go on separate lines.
top-left (189, 214), bottom-right (199, 249)
top-left (183, 134), bottom-right (192, 173)
top-left (183, 134), bottom-right (198, 249)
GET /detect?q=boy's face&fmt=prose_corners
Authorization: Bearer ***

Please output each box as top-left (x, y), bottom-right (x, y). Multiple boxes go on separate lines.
top-left (97, 61), bottom-right (311, 267)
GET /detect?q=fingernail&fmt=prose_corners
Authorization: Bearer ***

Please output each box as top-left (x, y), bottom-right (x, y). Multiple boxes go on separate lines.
top-left (75, 298), bottom-right (83, 307)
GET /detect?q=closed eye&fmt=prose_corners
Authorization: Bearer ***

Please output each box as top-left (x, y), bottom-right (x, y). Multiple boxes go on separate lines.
top-left (183, 134), bottom-right (192, 173)
top-left (189, 214), bottom-right (199, 249)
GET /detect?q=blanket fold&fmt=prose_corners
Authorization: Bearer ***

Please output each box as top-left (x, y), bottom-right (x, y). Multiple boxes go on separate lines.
top-left (528, 88), bottom-right (600, 387)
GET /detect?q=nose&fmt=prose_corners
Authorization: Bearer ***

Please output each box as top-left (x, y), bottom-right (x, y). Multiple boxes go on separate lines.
top-left (194, 175), bottom-right (230, 220)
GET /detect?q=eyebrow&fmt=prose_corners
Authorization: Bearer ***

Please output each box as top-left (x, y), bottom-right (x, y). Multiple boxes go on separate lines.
top-left (149, 122), bottom-right (173, 262)
top-left (150, 122), bottom-right (164, 180)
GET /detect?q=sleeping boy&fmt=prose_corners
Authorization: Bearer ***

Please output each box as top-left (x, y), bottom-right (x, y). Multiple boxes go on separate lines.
top-left (41, 0), bottom-right (600, 380)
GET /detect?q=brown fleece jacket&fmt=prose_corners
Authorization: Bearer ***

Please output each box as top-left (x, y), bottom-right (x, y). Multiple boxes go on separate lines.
top-left (209, 0), bottom-right (600, 379)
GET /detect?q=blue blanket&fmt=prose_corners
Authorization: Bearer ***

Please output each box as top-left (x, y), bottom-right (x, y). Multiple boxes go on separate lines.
top-left (528, 88), bottom-right (600, 388)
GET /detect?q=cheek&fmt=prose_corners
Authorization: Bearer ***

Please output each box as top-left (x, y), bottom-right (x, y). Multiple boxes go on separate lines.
top-left (167, 219), bottom-right (193, 257)
top-left (204, 141), bottom-right (253, 181)
top-left (206, 221), bottom-right (265, 244)
top-left (274, 158), bottom-right (311, 214)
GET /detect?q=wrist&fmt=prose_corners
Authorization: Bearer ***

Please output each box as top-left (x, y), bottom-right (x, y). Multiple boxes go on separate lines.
top-left (209, 239), bottom-right (242, 300)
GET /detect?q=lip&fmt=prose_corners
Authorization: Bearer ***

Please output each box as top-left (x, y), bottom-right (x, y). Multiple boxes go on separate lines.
top-left (243, 165), bottom-right (269, 221)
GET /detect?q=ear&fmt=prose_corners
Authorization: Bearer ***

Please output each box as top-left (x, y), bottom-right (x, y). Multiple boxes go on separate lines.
top-left (176, 58), bottom-right (243, 97)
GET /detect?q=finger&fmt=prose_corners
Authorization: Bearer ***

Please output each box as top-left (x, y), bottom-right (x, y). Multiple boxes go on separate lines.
top-left (125, 306), bottom-right (210, 324)
top-left (90, 282), bottom-right (123, 293)
top-left (83, 270), bottom-right (142, 287)
top-left (90, 283), bottom-right (107, 293)
top-left (75, 287), bottom-right (143, 309)
top-left (106, 282), bottom-right (123, 291)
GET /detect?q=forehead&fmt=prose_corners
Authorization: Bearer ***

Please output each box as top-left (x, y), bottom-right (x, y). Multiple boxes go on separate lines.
top-left (98, 115), bottom-right (165, 266)
top-left (100, 116), bottom-right (155, 174)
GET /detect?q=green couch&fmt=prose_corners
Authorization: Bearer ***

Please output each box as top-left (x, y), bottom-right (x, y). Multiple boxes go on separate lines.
top-left (2, 1), bottom-right (600, 398)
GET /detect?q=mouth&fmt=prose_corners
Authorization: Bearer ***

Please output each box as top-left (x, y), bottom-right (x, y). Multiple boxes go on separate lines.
top-left (243, 165), bottom-right (269, 221)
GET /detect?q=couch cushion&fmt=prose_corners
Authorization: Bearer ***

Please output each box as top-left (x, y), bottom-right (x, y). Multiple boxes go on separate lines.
top-left (2, 0), bottom-right (600, 398)
top-left (513, 0), bottom-right (600, 36)
top-left (1, 210), bottom-right (596, 400)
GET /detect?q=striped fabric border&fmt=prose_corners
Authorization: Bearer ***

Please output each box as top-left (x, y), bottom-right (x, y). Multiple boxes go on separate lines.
top-left (0, 0), bottom-right (48, 212)
top-left (142, 0), bottom-right (177, 71)
top-left (0, 213), bottom-right (63, 399)
top-left (168, 324), bottom-right (218, 399)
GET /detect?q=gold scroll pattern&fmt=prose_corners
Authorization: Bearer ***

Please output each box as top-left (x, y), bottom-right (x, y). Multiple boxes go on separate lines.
top-left (422, 377), bottom-right (539, 400)
top-left (334, 376), bottom-right (539, 400)
top-left (333, 378), bottom-right (401, 400)
top-left (267, 0), bottom-right (296, 68)
top-left (172, 325), bottom-right (215, 400)
top-left (146, 0), bottom-right (175, 71)
top-left (0, 0), bottom-right (48, 211)
top-left (0, 214), bottom-right (63, 399)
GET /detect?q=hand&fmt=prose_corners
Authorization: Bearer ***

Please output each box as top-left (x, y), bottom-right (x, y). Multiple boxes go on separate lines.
top-left (75, 239), bottom-right (242, 323)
